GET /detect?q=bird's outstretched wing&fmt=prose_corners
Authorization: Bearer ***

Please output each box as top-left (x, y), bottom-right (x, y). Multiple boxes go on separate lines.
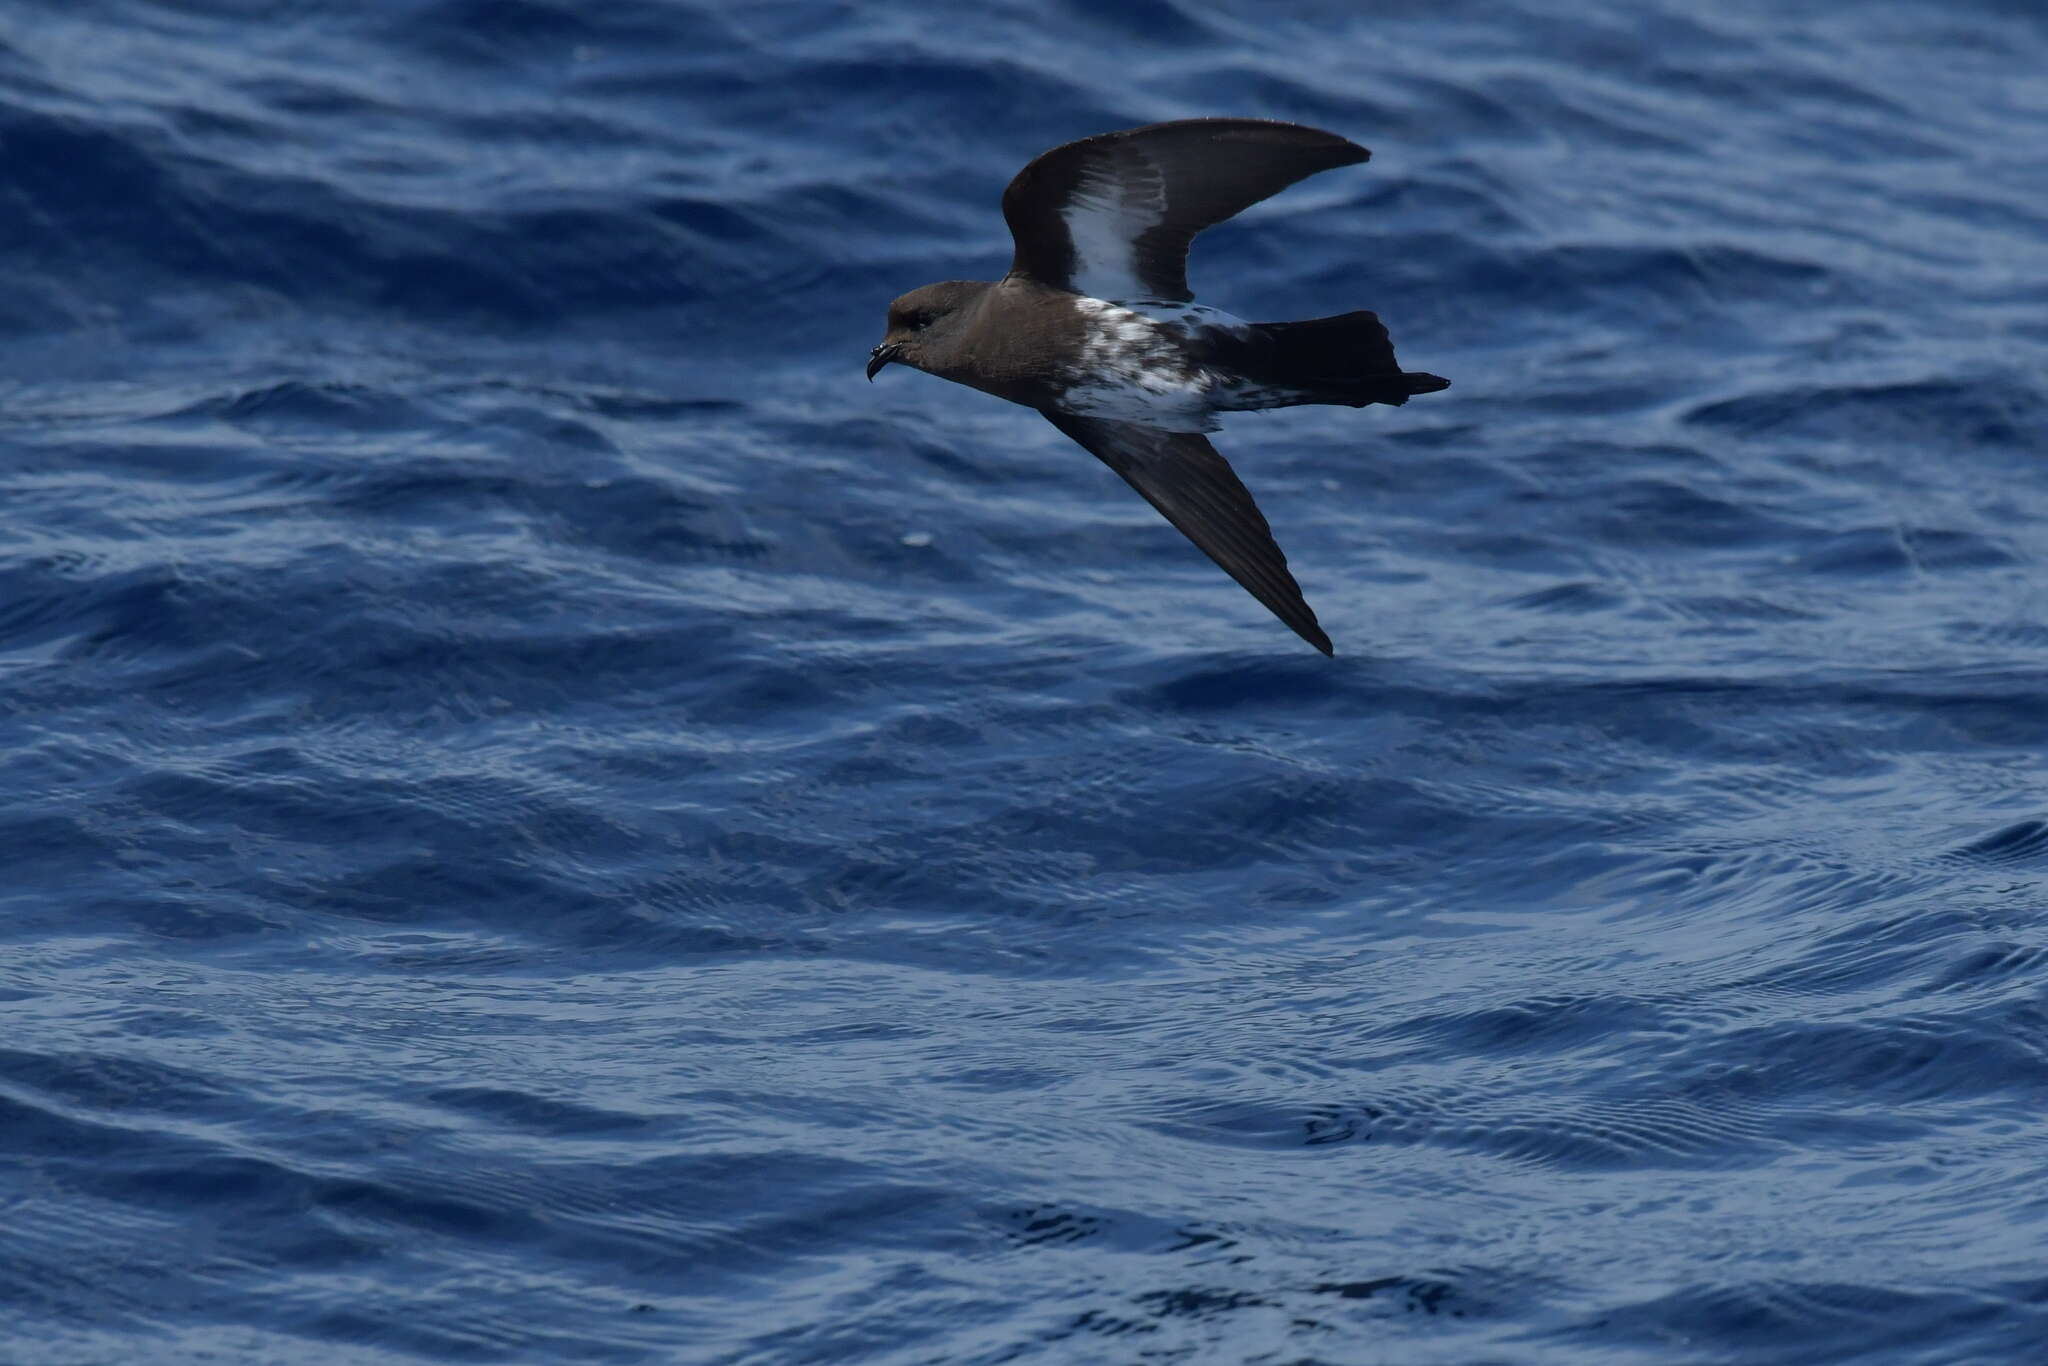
top-left (1001, 118), bottom-right (1369, 305)
top-left (1043, 411), bottom-right (1332, 654)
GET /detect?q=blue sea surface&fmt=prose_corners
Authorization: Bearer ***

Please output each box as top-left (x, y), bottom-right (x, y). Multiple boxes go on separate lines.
top-left (5, 1), bottom-right (2048, 1362)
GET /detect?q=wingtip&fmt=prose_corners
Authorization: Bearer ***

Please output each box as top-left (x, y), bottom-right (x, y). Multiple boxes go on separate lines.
top-left (1290, 613), bottom-right (1335, 656)
top-left (1210, 118), bottom-right (1370, 167)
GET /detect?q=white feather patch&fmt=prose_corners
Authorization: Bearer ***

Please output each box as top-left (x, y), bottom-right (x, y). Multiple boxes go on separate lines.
top-left (1056, 296), bottom-right (1219, 432)
top-left (1126, 301), bottom-right (1253, 336)
top-left (1060, 169), bottom-right (1162, 302)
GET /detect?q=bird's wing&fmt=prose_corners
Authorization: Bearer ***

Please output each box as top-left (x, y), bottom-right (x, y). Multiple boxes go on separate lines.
top-left (1001, 118), bottom-right (1369, 305)
top-left (1043, 411), bottom-right (1332, 654)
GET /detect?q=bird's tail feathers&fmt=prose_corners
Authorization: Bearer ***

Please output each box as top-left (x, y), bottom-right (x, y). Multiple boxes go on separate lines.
top-left (1244, 311), bottom-right (1448, 408)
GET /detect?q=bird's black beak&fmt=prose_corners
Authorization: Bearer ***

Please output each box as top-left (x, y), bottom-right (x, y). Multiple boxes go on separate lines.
top-left (866, 342), bottom-right (901, 382)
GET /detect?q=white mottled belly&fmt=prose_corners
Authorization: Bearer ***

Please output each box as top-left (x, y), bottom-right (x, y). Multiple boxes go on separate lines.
top-left (1052, 297), bottom-right (1252, 433)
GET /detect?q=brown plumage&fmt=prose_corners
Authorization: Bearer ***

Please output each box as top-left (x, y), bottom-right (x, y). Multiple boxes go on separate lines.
top-left (868, 119), bottom-right (1449, 655)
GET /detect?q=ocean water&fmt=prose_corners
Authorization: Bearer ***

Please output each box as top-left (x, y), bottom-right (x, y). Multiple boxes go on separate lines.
top-left (4, 1), bottom-right (2048, 1362)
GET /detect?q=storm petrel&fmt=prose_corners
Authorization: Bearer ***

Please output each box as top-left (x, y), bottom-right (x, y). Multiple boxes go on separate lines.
top-left (866, 117), bottom-right (1448, 655)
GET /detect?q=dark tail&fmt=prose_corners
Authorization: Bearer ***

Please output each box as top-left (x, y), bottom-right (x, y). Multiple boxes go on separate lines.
top-left (1232, 311), bottom-right (1449, 409)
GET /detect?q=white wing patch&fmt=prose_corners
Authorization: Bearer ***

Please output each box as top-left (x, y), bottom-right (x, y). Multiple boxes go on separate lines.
top-left (1060, 166), bottom-right (1164, 303)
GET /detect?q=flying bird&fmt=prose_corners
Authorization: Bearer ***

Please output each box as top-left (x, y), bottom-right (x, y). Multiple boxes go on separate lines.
top-left (867, 118), bottom-right (1448, 655)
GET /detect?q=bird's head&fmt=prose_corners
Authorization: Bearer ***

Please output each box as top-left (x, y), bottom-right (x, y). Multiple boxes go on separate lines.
top-left (867, 281), bottom-right (984, 381)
